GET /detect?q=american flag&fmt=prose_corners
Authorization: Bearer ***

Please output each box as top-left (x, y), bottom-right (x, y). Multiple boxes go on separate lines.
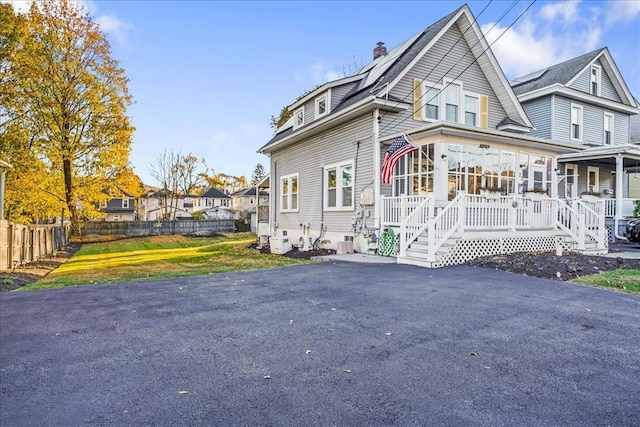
top-left (381, 135), bottom-right (417, 184)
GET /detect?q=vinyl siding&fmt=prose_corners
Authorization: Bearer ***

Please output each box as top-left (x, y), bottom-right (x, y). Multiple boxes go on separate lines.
top-left (521, 97), bottom-right (552, 139)
top-left (575, 164), bottom-right (615, 196)
top-left (270, 114), bottom-right (374, 235)
top-left (568, 59), bottom-right (621, 102)
top-left (383, 22), bottom-right (508, 138)
top-left (614, 113), bottom-right (630, 144)
top-left (331, 82), bottom-right (358, 110)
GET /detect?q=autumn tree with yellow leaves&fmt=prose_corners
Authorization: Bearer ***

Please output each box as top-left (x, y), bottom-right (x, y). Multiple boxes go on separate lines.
top-left (0, 0), bottom-right (136, 226)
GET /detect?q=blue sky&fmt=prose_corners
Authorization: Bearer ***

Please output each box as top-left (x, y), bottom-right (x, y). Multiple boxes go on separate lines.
top-left (9, 1), bottom-right (640, 186)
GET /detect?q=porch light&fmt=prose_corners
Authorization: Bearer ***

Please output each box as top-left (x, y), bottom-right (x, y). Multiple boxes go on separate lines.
top-left (441, 154), bottom-right (447, 159)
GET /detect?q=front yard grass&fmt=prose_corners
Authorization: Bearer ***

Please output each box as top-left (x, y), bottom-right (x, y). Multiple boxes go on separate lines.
top-left (572, 269), bottom-right (640, 294)
top-left (21, 232), bottom-right (309, 291)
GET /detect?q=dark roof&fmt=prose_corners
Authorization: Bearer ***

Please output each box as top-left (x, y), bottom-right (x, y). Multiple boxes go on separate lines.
top-left (199, 188), bottom-right (230, 199)
top-left (231, 187), bottom-right (269, 197)
top-left (511, 49), bottom-right (603, 95)
top-left (260, 6), bottom-right (463, 151)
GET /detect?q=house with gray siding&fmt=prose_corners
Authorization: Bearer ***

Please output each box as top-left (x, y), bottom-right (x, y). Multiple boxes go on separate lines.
top-left (512, 48), bottom-right (640, 238)
top-left (259, 5), bottom-right (610, 267)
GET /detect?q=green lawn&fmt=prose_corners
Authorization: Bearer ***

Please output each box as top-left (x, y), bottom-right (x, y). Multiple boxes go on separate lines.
top-left (22, 233), bottom-right (309, 291)
top-left (572, 269), bottom-right (640, 294)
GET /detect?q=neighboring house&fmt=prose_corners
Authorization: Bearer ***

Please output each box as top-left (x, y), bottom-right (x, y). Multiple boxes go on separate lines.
top-left (139, 189), bottom-right (193, 221)
top-left (0, 159), bottom-right (12, 220)
top-left (231, 187), bottom-right (269, 217)
top-left (193, 188), bottom-right (230, 212)
top-left (259, 4), bottom-right (618, 267)
top-left (511, 48), bottom-right (640, 238)
top-left (199, 206), bottom-right (235, 220)
top-left (101, 196), bottom-right (136, 222)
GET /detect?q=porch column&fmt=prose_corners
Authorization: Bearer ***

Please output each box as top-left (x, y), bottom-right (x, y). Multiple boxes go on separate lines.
top-left (616, 154), bottom-right (624, 220)
top-left (433, 140), bottom-right (448, 202)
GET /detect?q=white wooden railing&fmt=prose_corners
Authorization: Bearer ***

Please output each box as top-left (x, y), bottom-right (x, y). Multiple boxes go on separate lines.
top-left (382, 194), bottom-right (608, 258)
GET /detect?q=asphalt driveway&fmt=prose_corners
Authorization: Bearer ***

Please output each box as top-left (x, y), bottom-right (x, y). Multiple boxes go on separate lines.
top-left (1, 262), bottom-right (639, 426)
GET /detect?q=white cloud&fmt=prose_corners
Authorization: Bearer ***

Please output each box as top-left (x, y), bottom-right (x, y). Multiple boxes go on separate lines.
top-left (605, 0), bottom-right (640, 26)
top-left (4, 0), bottom-right (31, 13)
top-left (96, 14), bottom-right (132, 45)
top-left (539, 0), bottom-right (580, 23)
top-left (483, 2), bottom-right (606, 79)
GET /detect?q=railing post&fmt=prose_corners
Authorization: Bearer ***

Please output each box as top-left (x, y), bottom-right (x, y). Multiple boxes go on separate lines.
top-left (598, 205), bottom-right (606, 249)
top-left (459, 194), bottom-right (466, 232)
top-left (399, 217), bottom-right (407, 258)
top-left (510, 195), bottom-right (517, 231)
top-left (578, 212), bottom-right (586, 251)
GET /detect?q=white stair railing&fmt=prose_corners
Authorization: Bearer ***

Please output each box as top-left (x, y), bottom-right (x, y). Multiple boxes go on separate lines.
top-left (399, 195), bottom-right (434, 257)
top-left (556, 198), bottom-right (606, 250)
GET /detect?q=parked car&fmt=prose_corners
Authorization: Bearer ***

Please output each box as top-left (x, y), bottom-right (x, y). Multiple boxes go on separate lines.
top-left (625, 218), bottom-right (640, 242)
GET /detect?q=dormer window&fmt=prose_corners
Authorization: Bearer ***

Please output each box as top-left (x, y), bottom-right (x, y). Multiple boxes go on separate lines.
top-left (294, 108), bottom-right (304, 129)
top-left (315, 94), bottom-right (328, 118)
top-left (590, 64), bottom-right (601, 96)
top-left (122, 199), bottom-right (130, 208)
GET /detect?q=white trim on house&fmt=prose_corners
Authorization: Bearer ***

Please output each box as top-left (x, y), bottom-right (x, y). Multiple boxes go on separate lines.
top-left (590, 64), bottom-right (602, 96)
top-left (293, 107), bottom-right (304, 130)
top-left (517, 84), bottom-right (640, 114)
top-left (557, 144), bottom-right (640, 162)
top-left (288, 75), bottom-right (363, 110)
top-left (587, 166), bottom-right (599, 192)
top-left (315, 91), bottom-right (330, 119)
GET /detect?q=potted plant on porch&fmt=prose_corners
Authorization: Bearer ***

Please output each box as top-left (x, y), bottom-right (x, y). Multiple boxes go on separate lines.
top-left (479, 186), bottom-right (504, 199)
top-left (523, 188), bottom-right (548, 200)
top-left (580, 190), bottom-right (601, 201)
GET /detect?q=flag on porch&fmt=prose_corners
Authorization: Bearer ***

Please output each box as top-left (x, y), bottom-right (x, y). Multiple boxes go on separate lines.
top-left (381, 135), bottom-right (417, 184)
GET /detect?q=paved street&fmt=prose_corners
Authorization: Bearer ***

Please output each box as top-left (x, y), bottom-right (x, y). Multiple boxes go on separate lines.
top-left (1, 262), bottom-right (639, 426)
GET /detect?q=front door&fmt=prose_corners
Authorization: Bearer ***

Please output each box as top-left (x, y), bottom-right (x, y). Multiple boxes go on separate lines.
top-left (529, 163), bottom-right (547, 191)
top-left (565, 163), bottom-right (578, 199)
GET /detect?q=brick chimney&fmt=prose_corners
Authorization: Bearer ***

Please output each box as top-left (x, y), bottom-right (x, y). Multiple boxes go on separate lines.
top-left (373, 41), bottom-right (387, 60)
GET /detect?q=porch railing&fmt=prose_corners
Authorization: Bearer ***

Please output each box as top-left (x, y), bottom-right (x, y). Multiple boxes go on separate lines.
top-left (382, 194), bottom-right (608, 257)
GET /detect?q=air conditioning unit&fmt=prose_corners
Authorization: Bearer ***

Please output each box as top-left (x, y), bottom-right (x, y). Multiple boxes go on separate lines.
top-left (298, 235), bottom-right (315, 251)
top-left (269, 236), bottom-right (291, 254)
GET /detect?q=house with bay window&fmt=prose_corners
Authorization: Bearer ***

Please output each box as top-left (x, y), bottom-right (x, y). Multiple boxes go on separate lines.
top-left (511, 49), bottom-right (640, 239)
top-left (258, 4), bottom-right (629, 267)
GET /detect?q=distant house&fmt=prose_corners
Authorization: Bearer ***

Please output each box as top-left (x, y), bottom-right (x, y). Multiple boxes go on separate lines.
top-left (0, 159), bottom-right (12, 220)
top-left (231, 187), bottom-right (269, 217)
top-left (193, 188), bottom-right (230, 212)
top-left (139, 188), bottom-right (193, 221)
top-left (101, 196), bottom-right (136, 221)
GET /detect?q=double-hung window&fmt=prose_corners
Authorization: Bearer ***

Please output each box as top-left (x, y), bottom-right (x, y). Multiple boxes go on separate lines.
top-left (591, 65), bottom-right (601, 96)
top-left (464, 95), bottom-right (478, 126)
top-left (122, 199), bottom-right (130, 208)
top-left (571, 103), bottom-right (583, 141)
top-left (445, 83), bottom-right (460, 122)
top-left (604, 112), bottom-right (614, 145)
top-left (424, 87), bottom-right (439, 120)
top-left (324, 161), bottom-right (353, 210)
top-left (280, 173), bottom-right (298, 212)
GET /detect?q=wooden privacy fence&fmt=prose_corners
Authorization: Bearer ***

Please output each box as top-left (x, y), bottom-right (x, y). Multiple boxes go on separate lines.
top-left (0, 220), bottom-right (71, 270)
top-left (78, 219), bottom-right (235, 237)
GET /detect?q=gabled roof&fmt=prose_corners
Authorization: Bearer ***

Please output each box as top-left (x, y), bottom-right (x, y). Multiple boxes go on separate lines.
top-left (511, 50), bottom-right (601, 95)
top-left (231, 187), bottom-right (268, 197)
top-left (260, 4), bottom-right (532, 154)
top-left (199, 188), bottom-right (230, 199)
top-left (511, 48), bottom-right (639, 108)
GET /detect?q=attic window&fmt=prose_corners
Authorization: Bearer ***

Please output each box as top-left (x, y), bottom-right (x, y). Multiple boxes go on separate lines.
top-left (316, 95), bottom-right (328, 118)
top-left (591, 65), bottom-right (601, 96)
top-left (294, 108), bottom-right (304, 129)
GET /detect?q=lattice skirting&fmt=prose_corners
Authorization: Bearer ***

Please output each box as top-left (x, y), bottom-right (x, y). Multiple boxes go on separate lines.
top-left (437, 235), bottom-right (563, 268)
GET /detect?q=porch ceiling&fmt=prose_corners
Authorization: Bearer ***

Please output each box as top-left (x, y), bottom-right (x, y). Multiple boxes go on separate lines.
top-left (557, 145), bottom-right (640, 165)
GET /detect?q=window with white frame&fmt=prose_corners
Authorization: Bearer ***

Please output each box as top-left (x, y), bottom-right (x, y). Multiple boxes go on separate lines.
top-left (294, 108), bottom-right (304, 129)
top-left (424, 86), bottom-right (440, 120)
top-left (590, 64), bottom-right (601, 96)
top-left (422, 80), bottom-right (481, 127)
top-left (315, 94), bottom-right (328, 118)
top-left (100, 200), bottom-right (107, 208)
top-left (324, 161), bottom-right (353, 210)
top-left (587, 166), bottom-right (599, 193)
top-left (604, 112), bottom-right (614, 145)
top-left (392, 146), bottom-right (434, 197)
top-left (280, 173), bottom-right (298, 212)
top-left (445, 83), bottom-right (460, 122)
top-left (464, 95), bottom-right (478, 126)
top-left (571, 103), bottom-right (583, 141)
top-left (122, 199), bottom-right (129, 208)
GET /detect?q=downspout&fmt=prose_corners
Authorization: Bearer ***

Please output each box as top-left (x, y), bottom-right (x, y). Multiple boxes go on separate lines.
top-left (373, 108), bottom-right (381, 229)
top-left (614, 153), bottom-right (627, 240)
top-left (272, 160), bottom-right (277, 235)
